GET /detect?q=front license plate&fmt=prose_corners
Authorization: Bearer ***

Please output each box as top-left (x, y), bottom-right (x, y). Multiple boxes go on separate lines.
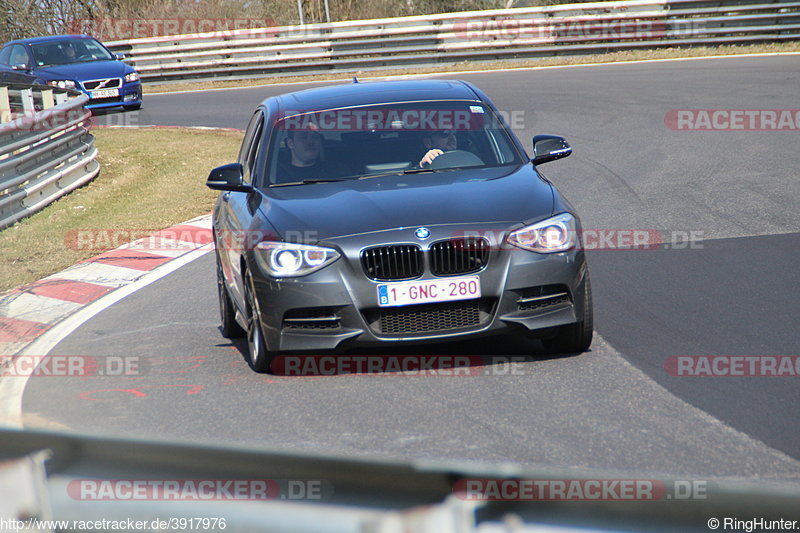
top-left (91, 88), bottom-right (119, 99)
top-left (378, 276), bottom-right (481, 307)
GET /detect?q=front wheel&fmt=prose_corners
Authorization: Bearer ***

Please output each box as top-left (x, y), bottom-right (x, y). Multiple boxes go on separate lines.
top-left (244, 269), bottom-right (275, 373)
top-left (542, 274), bottom-right (594, 354)
top-left (123, 103), bottom-right (142, 111)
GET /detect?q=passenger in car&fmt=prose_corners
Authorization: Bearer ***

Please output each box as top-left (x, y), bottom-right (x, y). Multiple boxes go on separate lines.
top-left (418, 129), bottom-right (458, 167)
top-left (62, 42), bottom-right (78, 62)
top-left (9, 46), bottom-right (28, 67)
top-left (278, 129), bottom-right (343, 181)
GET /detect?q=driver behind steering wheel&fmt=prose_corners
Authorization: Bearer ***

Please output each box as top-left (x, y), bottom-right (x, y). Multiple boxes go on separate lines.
top-left (418, 129), bottom-right (457, 167)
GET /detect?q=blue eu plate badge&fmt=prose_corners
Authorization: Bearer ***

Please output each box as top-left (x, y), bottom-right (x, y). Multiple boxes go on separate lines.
top-left (378, 285), bottom-right (389, 305)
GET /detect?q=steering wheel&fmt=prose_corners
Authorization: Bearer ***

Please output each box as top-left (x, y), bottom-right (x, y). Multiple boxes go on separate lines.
top-left (429, 150), bottom-right (484, 170)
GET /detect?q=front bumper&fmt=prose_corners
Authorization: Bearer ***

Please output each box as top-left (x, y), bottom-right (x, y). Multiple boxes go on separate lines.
top-left (248, 223), bottom-right (589, 352)
top-left (82, 81), bottom-right (142, 109)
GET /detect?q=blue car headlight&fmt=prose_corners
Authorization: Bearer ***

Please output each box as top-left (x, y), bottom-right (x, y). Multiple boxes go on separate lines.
top-left (124, 72), bottom-right (140, 83)
top-left (507, 213), bottom-right (578, 253)
top-left (48, 80), bottom-right (76, 90)
top-left (254, 242), bottom-right (340, 277)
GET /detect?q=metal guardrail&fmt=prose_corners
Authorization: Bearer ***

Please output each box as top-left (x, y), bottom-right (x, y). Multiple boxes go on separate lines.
top-left (103, 0), bottom-right (800, 84)
top-left (2, 427), bottom-right (800, 533)
top-left (0, 84), bottom-right (99, 230)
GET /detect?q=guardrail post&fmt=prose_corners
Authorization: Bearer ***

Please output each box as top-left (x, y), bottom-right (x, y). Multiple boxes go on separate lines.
top-left (41, 89), bottom-right (55, 110)
top-left (0, 87), bottom-right (10, 123)
top-left (0, 85), bottom-right (99, 230)
top-left (20, 88), bottom-right (35, 115)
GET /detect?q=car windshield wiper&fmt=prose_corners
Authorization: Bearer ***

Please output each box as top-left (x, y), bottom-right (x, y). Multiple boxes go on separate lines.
top-left (269, 178), bottom-right (346, 187)
top-left (402, 168), bottom-right (437, 174)
top-left (358, 168), bottom-right (437, 180)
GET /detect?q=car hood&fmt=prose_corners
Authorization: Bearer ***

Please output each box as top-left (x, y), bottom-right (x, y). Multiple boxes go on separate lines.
top-left (35, 60), bottom-right (130, 81)
top-left (259, 164), bottom-right (555, 241)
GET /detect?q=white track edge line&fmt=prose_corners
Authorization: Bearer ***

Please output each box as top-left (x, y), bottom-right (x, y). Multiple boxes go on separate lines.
top-left (0, 243), bottom-right (214, 428)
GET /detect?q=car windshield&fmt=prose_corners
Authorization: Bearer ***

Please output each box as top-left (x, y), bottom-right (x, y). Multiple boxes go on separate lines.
top-left (264, 101), bottom-right (524, 186)
top-left (30, 38), bottom-right (114, 67)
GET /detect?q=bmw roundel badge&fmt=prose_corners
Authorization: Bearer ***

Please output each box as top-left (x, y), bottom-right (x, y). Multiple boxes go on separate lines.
top-left (415, 227), bottom-right (431, 240)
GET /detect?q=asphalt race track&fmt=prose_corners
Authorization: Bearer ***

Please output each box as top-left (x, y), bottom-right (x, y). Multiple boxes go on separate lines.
top-left (22, 56), bottom-right (800, 483)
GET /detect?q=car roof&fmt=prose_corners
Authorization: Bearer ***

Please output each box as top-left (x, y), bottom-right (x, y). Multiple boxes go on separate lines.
top-left (272, 79), bottom-right (483, 115)
top-left (3, 35), bottom-right (94, 47)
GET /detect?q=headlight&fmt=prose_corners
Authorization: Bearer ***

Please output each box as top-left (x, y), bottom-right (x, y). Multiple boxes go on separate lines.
top-left (48, 80), bottom-right (76, 89)
top-left (124, 71), bottom-right (139, 83)
top-left (507, 213), bottom-right (577, 253)
top-left (253, 242), bottom-right (340, 277)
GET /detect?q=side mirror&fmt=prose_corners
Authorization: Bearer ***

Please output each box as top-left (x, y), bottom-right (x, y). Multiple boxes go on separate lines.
top-left (11, 63), bottom-right (29, 71)
top-left (206, 163), bottom-right (252, 192)
top-left (532, 135), bottom-right (571, 165)
top-left (115, 53), bottom-right (126, 61)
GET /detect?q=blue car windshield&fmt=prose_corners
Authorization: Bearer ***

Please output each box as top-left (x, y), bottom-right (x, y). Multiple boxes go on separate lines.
top-left (31, 39), bottom-right (114, 67)
top-left (264, 101), bottom-right (524, 186)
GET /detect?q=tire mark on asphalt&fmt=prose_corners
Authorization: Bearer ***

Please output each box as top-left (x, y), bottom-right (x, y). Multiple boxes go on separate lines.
top-left (581, 155), bottom-right (645, 205)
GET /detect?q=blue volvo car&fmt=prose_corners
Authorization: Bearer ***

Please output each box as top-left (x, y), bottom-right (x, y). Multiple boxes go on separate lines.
top-left (0, 35), bottom-right (142, 111)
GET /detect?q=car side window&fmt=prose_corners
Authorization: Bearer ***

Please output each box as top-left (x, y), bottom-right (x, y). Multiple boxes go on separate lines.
top-left (238, 111), bottom-right (262, 167)
top-left (242, 115), bottom-right (265, 186)
top-left (486, 129), bottom-right (517, 165)
top-left (9, 45), bottom-right (29, 66)
top-left (0, 47), bottom-right (12, 66)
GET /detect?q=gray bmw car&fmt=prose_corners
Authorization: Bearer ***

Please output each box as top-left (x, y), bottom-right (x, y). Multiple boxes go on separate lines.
top-left (207, 79), bottom-right (592, 372)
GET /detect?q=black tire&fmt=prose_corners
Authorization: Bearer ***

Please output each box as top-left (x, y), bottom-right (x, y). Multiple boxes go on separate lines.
top-left (123, 103), bottom-right (141, 111)
top-left (216, 254), bottom-right (245, 338)
top-left (244, 269), bottom-right (275, 373)
top-left (542, 273), bottom-right (594, 354)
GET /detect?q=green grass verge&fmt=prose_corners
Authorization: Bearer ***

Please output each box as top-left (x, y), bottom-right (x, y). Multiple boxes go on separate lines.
top-left (0, 127), bottom-right (243, 293)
